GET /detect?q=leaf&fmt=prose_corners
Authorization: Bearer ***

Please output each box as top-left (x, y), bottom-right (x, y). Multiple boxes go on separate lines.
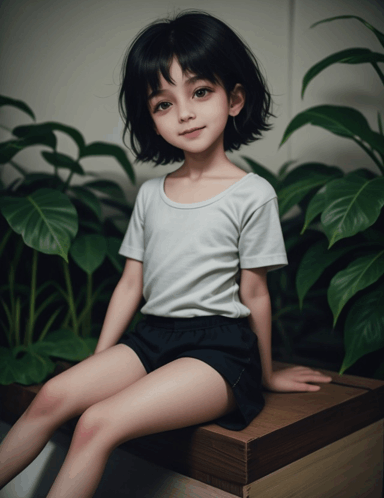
top-left (0, 133), bottom-right (56, 164)
top-left (13, 122), bottom-right (86, 155)
top-left (321, 175), bottom-right (384, 246)
top-left (82, 179), bottom-right (127, 204)
top-left (327, 249), bottom-right (384, 325)
top-left (36, 328), bottom-right (94, 360)
top-left (70, 233), bottom-right (107, 274)
top-left (310, 15), bottom-right (384, 50)
top-left (296, 239), bottom-right (354, 308)
top-left (69, 186), bottom-right (102, 220)
top-left (80, 142), bottom-right (135, 184)
top-left (241, 156), bottom-right (278, 190)
top-left (301, 184), bottom-right (327, 233)
top-left (0, 188), bottom-right (78, 261)
top-left (41, 151), bottom-right (85, 175)
top-left (277, 160), bottom-right (297, 181)
top-left (278, 163), bottom-right (343, 217)
top-left (106, 236), bottom-right (125, 273)
top-left (279, 105), bottom-right (384, 157)
top-left (340, 282), bottom-right (384, 374)
top-left (0, 346), bottom-right (55, 385)
top-left (0, 95), bottom-right (36, 121)
top-left (302, 48), bottom-right (384, 98)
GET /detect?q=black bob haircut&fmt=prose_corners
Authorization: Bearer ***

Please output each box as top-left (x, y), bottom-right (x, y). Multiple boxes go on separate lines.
top-left (118, 10), bottom-right (276, 166)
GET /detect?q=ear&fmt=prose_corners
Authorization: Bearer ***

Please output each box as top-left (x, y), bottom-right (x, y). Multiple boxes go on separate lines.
top-left (229, 84), bottom-right (245, 117)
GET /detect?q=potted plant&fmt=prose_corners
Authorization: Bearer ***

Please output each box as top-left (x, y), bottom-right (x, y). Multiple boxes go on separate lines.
top-left (272, 15), bottom-right (384, 378)
top-left (0, 94), bottom-right (141, 388)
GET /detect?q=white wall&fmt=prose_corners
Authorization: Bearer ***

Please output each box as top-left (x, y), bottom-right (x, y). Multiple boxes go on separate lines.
top-left (1, 0), bottom-right (382, 201)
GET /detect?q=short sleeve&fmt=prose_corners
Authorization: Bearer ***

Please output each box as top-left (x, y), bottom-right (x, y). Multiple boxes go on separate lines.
top-left (118, 185), bottom-right (145, 261)
top-left (239, 197), bottom-right (288, 271)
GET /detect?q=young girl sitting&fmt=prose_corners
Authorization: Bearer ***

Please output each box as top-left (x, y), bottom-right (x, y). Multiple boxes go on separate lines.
top-left (0, 9), bottom-right (332, 498)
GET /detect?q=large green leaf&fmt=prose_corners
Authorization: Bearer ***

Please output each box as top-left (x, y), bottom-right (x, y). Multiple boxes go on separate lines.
top-left (83, 179), bottom-right (127, 204)
top-left (0, 133), bottom-right (56, 164)
top-left (106, 236), bottom-right (125, 273)
top-left (310, 15), bottom-right (384, 50)
top-left (0, 95), bottom-right (36, 121)
top-left (301, 184), bottom-right (327, 233)
top-left (302, 48), bottom-right (384, 98)
top-left (340, 282), bottom-right (384, 374)
top-left (328, 249), bottom-right (384, 325)
top-left (279, 105), bottom-right (384, 157)
top-left (69, 186), bottom-right (102, 220)
top-left (321, 175), bottom-right (384, 246)
top-left (296, 239), bottom-right (355, 308)
top-left (0, 346), bottom-right (55, 385)
top-left (13, 122), bottom-right (86, 155)
top-left (70, 233), bottom-right (107, 274)
top-left (241, 156), bottom-right (278, 190)
top-left (80, 142), bottom-right (135, 184)
top-left (1, 188), bottom-right (78, 261)
top-left (41, 151), bottom-right (85, 175)
top-left (35, 328), bottom-right (94, 360)
top-left (278, 163), bottom-right (343, 216)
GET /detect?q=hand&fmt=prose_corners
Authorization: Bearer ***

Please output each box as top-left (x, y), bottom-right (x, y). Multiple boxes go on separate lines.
top-left (263, 366), bottom-right (333, 393)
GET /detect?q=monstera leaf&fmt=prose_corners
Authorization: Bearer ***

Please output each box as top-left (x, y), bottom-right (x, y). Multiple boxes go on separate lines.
top-left (1, 188), bottom-right (78, 261)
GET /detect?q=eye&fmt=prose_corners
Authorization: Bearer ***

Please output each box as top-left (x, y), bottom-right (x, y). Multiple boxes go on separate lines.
top-left (153, 101), bottom-right (171, 113)
top-left (194, 88), bottom-right (211, 98)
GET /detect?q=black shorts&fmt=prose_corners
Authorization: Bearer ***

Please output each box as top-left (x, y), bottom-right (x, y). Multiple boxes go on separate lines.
top-left (117, 314), bottom-right (265, 431)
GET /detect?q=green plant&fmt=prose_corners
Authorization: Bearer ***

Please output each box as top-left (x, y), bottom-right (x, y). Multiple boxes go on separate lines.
top-left (276, 15), bottom-right (384, 376)
top-left (0, 95), bottom-right (135, 385)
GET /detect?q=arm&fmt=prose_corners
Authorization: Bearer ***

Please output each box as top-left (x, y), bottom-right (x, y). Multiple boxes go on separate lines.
top-left (239, 267), bottom-right (332, 392)
top-left (94, 258), bottom-right (143, 355)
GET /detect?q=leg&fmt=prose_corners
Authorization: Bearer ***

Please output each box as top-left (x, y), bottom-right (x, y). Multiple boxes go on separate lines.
top-left (0, 344), bottom-right (147, 489)
top-left (46, 357), bottom-right (237, 498)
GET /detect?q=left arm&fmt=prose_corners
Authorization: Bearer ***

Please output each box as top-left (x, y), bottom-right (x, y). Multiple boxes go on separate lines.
top-left (239, 267), bottom-right (332, 392)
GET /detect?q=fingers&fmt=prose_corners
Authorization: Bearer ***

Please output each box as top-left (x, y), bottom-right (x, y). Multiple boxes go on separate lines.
top-left (291, 366), bottom-right (333, 383)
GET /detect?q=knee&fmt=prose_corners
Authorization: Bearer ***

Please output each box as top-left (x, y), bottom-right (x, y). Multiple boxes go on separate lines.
top-left (26, 378), bottom-right (68, 418)
top-left (72, 407), bottom-right (114, 450)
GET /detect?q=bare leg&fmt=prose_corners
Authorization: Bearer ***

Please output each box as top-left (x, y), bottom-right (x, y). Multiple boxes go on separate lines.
top-left (0, 344), bottom-right (147, 489)
top-left (46, 357), bottom-right (238, 498)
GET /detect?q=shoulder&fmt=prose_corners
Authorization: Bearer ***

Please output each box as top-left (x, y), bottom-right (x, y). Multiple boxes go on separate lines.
top-left (240, 173), bottom-right (277, 209)
top-left (135, 175), bottom-right (162, 199)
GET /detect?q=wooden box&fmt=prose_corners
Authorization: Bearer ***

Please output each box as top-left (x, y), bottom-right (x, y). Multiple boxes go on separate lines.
top-left (1, 361), bottom-right (383, 497)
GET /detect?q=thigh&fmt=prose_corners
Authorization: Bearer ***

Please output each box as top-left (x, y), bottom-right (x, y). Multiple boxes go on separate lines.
top-left (78, 356), bottom-right (238, 449)
top-left (30, 344), bottom-right (148, 420)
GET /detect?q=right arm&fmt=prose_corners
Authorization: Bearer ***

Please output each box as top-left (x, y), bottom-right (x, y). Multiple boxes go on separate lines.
top-left (93, 258), bottom-right (143, 354)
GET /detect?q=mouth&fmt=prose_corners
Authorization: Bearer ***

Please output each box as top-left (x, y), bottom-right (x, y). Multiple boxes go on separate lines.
top-left (180, 126), bottom-right (205, 135)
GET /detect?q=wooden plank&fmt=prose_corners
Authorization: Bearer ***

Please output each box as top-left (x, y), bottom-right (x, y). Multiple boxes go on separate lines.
top-left (247, 385), bottom-right (384, 482)
top-left (246, 419), bottom-right (383, 498)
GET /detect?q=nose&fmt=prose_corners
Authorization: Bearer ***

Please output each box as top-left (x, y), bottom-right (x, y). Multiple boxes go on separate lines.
top-left (178, 99), bottom-right (195, 122)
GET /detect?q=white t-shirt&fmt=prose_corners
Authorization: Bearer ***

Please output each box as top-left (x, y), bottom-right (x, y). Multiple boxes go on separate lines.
top-left (118, 172), bottom-right (288, 318)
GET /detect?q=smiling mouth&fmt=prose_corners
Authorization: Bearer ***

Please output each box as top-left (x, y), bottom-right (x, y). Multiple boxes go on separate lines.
top-left (180, 126), bottom-right (205, 135)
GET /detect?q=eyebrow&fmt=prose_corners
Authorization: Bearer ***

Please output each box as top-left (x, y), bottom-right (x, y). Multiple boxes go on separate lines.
top-left (147, 75), bottom-right (207, 101)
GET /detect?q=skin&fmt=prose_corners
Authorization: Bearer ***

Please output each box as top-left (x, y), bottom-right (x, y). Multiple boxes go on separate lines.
top-left (0, 57), bottom-right (332, 498)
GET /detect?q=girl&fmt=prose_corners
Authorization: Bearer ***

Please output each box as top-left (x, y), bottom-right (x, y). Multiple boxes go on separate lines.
top-left (0, 10), bottom-right (332, 497)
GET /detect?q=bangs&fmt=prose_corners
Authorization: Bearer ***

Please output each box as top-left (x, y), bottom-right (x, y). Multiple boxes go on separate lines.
top-left (138, 29), bottom-right (225, 100)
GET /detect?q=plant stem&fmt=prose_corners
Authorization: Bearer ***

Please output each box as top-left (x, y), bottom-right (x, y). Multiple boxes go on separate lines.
top-left (62, 260), bottom-right (79, 335)
top-left (26, 249), bottom-right (38, 346)
top-left (353, 137), bottom-right (384, 175)
top-left (84, 273), bottom-right (93, 338)
top-left (62, 171), bottom-right (74, 192)
top-left (372, 61), bottom-right (384, 86)
top-left (0, 228), bottom-right (13, 259)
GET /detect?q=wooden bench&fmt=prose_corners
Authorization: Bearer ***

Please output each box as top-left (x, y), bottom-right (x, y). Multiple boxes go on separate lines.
top-left (1, 361), bottom-right (383, 497)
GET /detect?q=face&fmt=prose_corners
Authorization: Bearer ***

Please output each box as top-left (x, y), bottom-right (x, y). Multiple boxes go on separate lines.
top-left (147, 58), bottom-right (244, 155)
